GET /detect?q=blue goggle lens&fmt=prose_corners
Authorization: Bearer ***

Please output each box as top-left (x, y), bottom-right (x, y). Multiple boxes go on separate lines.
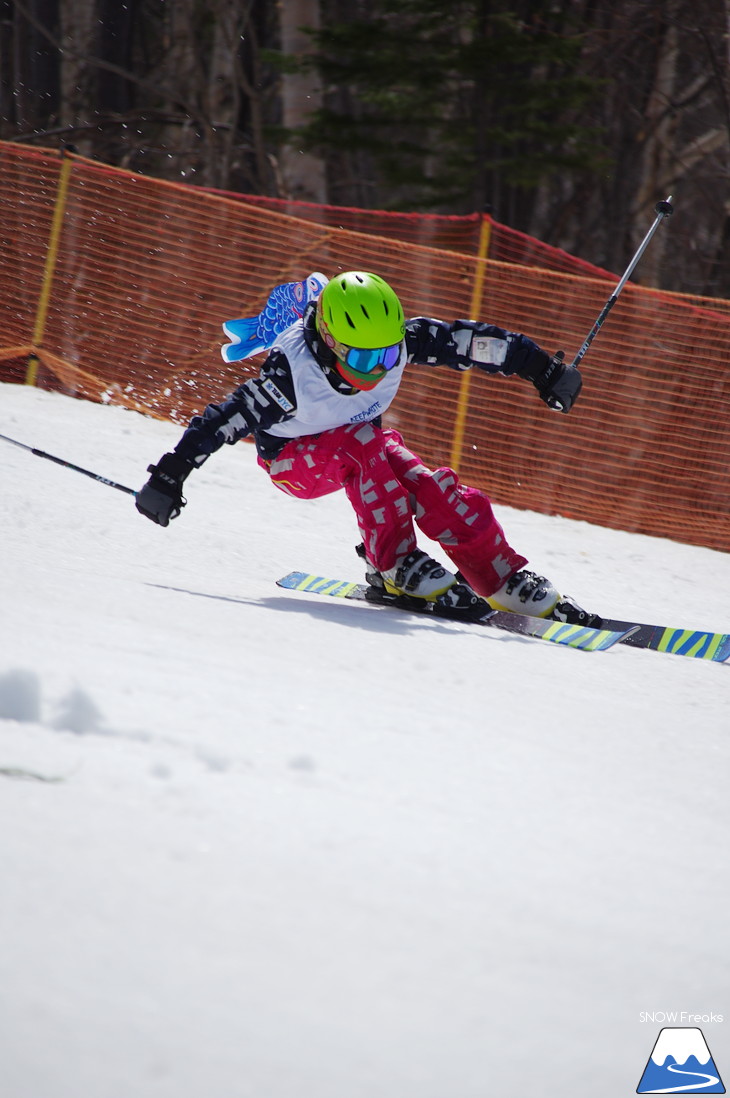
top-left (345, 343), bottom-right (401, 373)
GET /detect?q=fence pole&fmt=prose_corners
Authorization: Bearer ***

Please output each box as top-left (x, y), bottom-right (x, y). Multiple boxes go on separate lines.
top-left (26, 148), bottom-right (74, 386)
top-left (449, 212), bottom-right (492, 471)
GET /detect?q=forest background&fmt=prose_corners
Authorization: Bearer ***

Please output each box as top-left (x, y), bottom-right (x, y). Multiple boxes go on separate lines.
top-left (1, 0), bottom-right (730, 297)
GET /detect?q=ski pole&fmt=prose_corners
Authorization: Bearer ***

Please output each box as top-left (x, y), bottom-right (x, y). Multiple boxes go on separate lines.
top-left (569, 196), bottom-right (674, 369)
top-left (0, 431), bottom-right (137, 496)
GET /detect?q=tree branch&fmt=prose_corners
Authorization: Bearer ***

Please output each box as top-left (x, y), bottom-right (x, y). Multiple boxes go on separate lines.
top-left (12, 0), bottom-right (202, 125)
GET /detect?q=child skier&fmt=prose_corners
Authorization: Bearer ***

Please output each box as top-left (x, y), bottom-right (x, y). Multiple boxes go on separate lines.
top-left (136, 271), bottom-right (597, 624)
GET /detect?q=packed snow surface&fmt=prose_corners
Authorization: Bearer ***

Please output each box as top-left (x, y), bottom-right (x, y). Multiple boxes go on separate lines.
top-left (1, 383), bottom-right (728, 1098)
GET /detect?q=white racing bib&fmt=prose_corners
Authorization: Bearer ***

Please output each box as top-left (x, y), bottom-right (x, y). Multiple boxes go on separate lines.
top-left (266, 321), bottom-right (407, 439)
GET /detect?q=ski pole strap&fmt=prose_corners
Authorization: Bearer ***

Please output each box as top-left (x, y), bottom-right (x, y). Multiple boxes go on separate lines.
top-left (0, 431), bottom-right (137, 496)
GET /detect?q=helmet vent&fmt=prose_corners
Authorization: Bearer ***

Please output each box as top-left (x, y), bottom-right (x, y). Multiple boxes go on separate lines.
top-left (344, 310), bottom-right (356, 329)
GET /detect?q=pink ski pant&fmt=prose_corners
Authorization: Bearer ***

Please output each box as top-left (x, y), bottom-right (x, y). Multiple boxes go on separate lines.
top-left (262, 423), bottom-right (527, 597)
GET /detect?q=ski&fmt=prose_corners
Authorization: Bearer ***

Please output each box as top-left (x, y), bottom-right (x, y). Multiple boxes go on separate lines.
top-left (277, 571), bottom-right (730, 663)
top-left (598, 617), bottom-right (730, 662)
top-left (276, 572), bottom-right (636, 652)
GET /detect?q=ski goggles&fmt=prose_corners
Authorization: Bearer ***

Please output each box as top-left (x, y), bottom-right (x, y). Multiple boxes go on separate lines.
top-left (344, 342), bottom-right (402, 374)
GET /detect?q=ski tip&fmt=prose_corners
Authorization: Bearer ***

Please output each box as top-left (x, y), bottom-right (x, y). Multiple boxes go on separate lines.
top-left (277, 572), bottom-right (361, 598)
top-left (276, 571), bottom-right (307, 589)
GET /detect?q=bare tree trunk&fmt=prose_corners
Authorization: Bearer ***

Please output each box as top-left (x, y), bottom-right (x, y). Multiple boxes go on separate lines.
top-left (150, 0), bottom-right (205, 181)
top-left (59, 0), bottom-right (97, 156)
top-left (631, 2), bottom-right (680, 284)
top-left (279, 0), bottom-right (326, 203)
top-left (204, 5), bottom-right (238, 189)
top-left (145, 1), bottom-right (253, 190)
top-left (12, 0), bottom-right (60, 135)
top-left (703, 0), bottom-right (730, 295)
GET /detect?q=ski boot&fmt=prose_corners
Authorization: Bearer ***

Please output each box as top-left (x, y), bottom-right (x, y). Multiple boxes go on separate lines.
top-left (550, 595), bottom-right (604, 629)
top-left (487, 569), bottom-right (603, 627)
top-left (356, 544), bottom-right (486, 619)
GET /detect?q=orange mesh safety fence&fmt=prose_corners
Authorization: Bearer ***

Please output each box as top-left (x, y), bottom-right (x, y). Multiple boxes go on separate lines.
top-left (2, 140), bottom-right (729, 553)
top-left (207, 187), bottom-right (616, 279)
top-left (0, 143), bottom-right (58, 362)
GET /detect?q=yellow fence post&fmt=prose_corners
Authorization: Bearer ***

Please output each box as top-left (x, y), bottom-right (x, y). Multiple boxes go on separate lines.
top-left (449, 212), bottom-right (492, 471)
top-left (26, 147), bottom-right (74, 386)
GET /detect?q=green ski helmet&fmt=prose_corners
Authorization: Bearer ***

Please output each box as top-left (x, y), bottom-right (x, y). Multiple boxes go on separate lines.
top-left (316, 271), bottom-right (405, 390)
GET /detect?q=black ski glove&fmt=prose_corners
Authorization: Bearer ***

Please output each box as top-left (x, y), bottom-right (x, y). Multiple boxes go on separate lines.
top-left (521, 350), bottom-right (583, 413)
top-left (135, 452), bottom-right (192, 526)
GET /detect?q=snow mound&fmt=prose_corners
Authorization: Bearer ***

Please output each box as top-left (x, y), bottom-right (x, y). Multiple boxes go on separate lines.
top-left (0, 668), bottom-right (42, 722)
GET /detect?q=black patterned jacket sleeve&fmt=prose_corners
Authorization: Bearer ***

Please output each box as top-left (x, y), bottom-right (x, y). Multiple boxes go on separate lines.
top-left (405, 317), bottom-right (550, 378)
top-left (173, 349), bottom-right (298, 466)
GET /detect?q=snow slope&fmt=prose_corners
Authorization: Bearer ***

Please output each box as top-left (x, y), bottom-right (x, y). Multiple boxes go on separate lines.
top-left (1, 383), bottom-right (728, 1098)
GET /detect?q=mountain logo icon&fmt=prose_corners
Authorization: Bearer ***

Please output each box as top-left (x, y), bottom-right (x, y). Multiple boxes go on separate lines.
top-left (637, 1027), bottom-right (725, 1093)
